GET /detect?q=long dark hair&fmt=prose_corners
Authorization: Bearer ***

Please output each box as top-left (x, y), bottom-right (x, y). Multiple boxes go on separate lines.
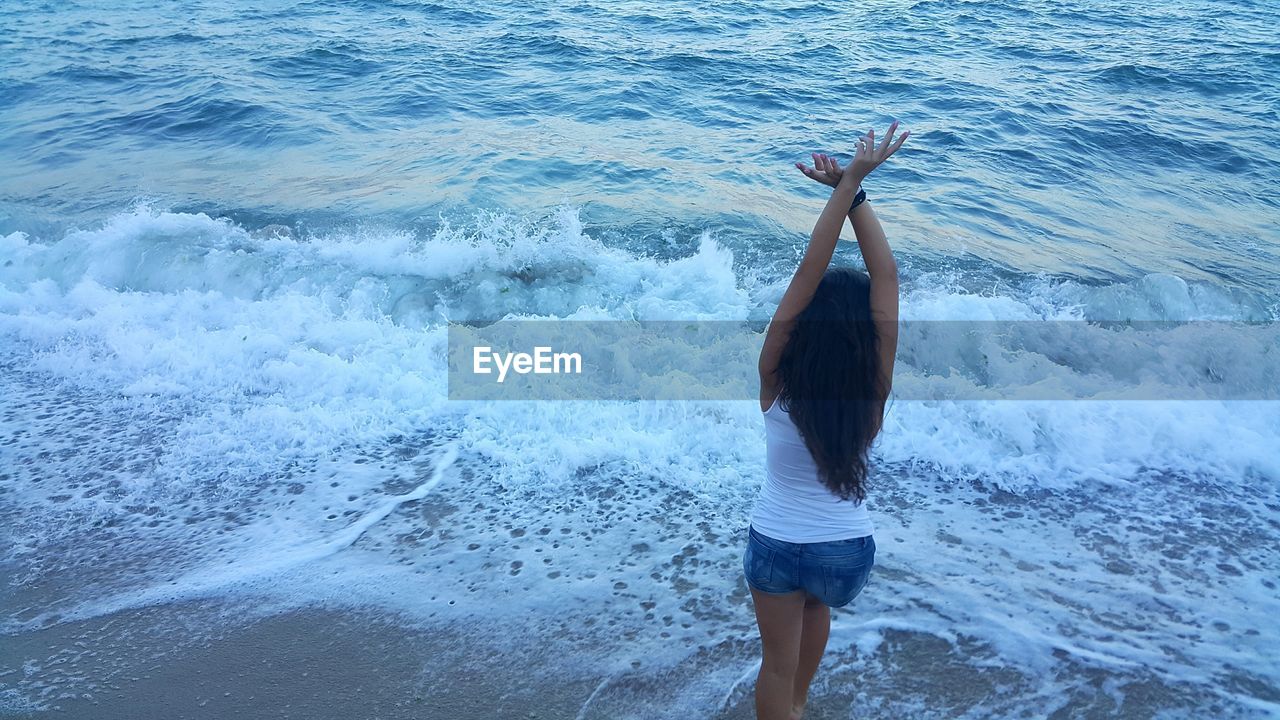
top-left (776, 267), bottom-right (886, 502)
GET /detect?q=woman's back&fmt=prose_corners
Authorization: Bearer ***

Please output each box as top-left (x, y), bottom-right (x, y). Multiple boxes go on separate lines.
top-left (751, 395), bottom-right (874, 543)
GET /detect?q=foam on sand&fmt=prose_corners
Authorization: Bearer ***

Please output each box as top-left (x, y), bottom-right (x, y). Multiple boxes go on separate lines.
top-left (2, 206), bottom-right (1278, 716)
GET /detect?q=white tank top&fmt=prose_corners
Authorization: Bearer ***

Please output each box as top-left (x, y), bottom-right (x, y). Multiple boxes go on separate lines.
top-left (750, 394), bottom-right (875, 543)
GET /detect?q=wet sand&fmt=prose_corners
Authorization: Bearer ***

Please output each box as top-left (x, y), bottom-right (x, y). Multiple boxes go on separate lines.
top-left (1, 602), bottom-right (606, 720)
top-left (2, 596), bottom-right (1252, 719)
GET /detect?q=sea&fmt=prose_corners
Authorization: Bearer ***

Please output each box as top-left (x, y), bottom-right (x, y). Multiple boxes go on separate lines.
top-left (1, 0), bottom-right (1278, 717)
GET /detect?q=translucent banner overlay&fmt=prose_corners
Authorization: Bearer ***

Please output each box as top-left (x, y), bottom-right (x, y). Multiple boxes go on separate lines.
top-left (447, 320), bottom-right (1279, 401)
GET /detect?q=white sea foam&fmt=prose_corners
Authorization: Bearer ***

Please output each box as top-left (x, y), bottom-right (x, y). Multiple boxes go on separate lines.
top-left (2, 206), bottom-right (1278, 715)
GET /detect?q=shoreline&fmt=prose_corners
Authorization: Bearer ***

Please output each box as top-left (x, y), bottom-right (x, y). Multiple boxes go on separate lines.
top-left (3, 593), bottom-right (1263, 719)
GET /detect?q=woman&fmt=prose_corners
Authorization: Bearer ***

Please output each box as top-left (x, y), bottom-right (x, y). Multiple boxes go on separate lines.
top-left (746, 120), bottom-right (907, 720)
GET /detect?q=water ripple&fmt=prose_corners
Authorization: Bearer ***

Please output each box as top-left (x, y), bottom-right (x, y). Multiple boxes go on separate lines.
top-left (0, 0), bottom-right (1275, 293)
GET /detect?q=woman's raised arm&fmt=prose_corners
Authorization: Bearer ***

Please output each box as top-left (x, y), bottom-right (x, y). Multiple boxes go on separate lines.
top-left (849, 197), bottom-right (899, 394)
top-left (760, 122), bottom-right (908, 407)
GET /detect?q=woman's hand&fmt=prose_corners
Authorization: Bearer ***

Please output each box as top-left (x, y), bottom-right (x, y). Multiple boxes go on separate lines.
top-left (794, 120), bottom-right (909, 188)
top-left (846, 120), bottom-right (908, 185)
top-left (795, 152), bottom-right (846, 188)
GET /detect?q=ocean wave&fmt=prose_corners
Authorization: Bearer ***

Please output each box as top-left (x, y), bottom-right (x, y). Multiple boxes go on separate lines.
top-left (2, 205), bottom-right (1278, 715)
top-left (1, 207), bottom-right (1273, 487)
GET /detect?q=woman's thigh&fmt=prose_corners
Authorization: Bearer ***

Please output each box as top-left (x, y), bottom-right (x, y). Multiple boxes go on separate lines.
top-left (748, 585), bottom-right (808, 666)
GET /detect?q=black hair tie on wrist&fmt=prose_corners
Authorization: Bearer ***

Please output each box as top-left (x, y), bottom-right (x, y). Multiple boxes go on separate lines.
top-left (850, 187), bottom-right (867, 212)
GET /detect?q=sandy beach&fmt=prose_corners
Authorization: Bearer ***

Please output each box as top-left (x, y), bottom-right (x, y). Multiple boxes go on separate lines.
top-left (4, 542), bottom-right (1264, 719)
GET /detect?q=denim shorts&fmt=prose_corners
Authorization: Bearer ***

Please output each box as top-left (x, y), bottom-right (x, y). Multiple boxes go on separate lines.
top-left (743, 525), bottom-right (876, 608)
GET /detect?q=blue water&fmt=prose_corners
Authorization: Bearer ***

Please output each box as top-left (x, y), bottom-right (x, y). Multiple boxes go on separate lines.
top-left (4, 0), bottom-right (1279, 292)
top-left (2, 0), bottom-right (1279, 717)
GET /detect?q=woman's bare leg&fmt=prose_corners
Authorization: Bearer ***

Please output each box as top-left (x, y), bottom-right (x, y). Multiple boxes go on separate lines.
top-left (750, 587), bottom-right (807, 720)
top-left (789, 595), bottom-right (831, 719)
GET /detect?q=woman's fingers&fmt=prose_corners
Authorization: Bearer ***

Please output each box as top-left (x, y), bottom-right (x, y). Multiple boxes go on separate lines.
top-left (828, 120), bottom-right (908, 178)
top-left (878, 121), bottom-right (899, 157)
top-left (797, 160), bottom-right (831, 183)
top-left (887, 129), bottom-right (909, 156)
top-left (804, 144), bottom-right (892, 184)
top-left (818, 153), bottom-right (830, 174)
